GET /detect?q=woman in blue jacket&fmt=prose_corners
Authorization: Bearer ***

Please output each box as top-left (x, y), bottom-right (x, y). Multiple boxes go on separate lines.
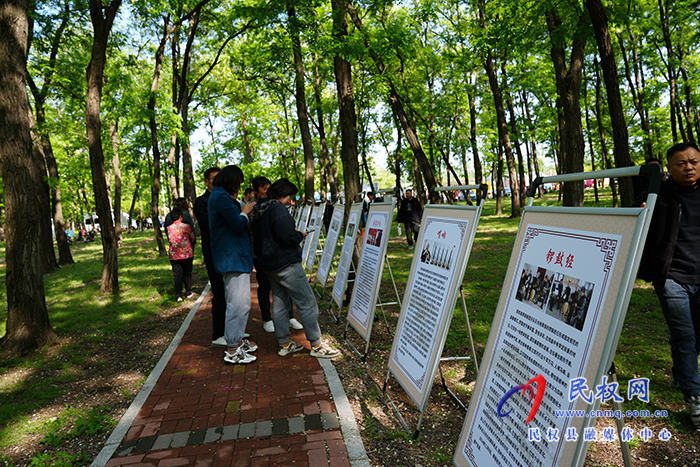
top-left (208, 165), bottom-right (258, 364)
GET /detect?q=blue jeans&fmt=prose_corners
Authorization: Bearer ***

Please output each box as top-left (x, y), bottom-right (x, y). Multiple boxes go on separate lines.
top-left (265, 262), bottom-right (322, 347)
top-left (654, 278), bottom-right (700, 399)
top-left (223, 272), bottom-right (251, 347)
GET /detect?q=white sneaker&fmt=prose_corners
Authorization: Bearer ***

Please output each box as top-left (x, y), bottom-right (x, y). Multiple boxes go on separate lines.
top-left (263, 321), bottom-right (275, 333)
top-left (310, 342), bottom-right (340, 359)
top-left (289, 318), bottom-right (304, 330)
top-left (224, 347), bottom-right (256, 364)
top-left (211, 337), bottom-right (227, 348)
top-left (238, 339), bottom-right (258, 353)
top-left (278, 341), bottom-right (305, 356)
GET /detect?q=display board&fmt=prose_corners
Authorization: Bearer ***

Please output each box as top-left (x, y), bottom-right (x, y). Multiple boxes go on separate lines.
top-left (301, 206), bottom-right (320, 266)
top-left (346, 201), bottom-right (395, 341)
top-left (296, 204), bottom-right (311, 231)
top-left (305, 206), bottom-right (324, 271)
top-left (317, 204), bottom-right (344, 286)
top-left (387, 205), bottom-right (480, 412)
top-left (454, 208), bottom-right (650, 467)
top-left (332, 203), bottom-right (362, 308)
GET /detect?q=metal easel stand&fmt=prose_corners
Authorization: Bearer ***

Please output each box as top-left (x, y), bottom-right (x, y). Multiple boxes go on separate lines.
top-left (438, 285), bottom-right (481, 411)
top-left (381, 370), bottom-right (417, 437)
top-left (343, 254), bottom-right (403, 361)
top-left (374, 255), bottom-right (403, 337)
top-left (609, 362), bottom-right (633, 467)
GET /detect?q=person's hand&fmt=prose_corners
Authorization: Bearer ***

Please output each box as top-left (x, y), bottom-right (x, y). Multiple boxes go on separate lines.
top-left (300, 230), bottom-right (309, 237)
top-left (242, 201), bottom-right (256, 215)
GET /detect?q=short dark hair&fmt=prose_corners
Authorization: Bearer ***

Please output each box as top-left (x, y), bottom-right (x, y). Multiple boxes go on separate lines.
top-left (169, 207), bottom-right (184, 221)
top-left (251, 176), bottom-right (271, 193)
top-left (213, 165), bottom-right (244, 195)
top-left (666, 142), bottom-right (699, 163)
top-left (173, 197), bottom-right (187, 208)
top-left (645, 157), bottom-right (663, 165)
top-left (267, 178), bottom-right (298, 200)
top-left (204, 166), bottom-right (220, 181)
top-left (244, 187), bottom-right (254, 196)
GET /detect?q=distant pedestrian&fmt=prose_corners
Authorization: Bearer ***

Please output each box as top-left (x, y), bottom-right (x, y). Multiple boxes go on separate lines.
top-left (361, 192), bottom-right (374, 227)
top-left (397, 189), bottom-right (422, 249)
top-left (166, 207), bottom-right (195, 302)
top-left (208, 165), bottom-right (258, 365)
top-left (251, 178), bottom-right (340, 358)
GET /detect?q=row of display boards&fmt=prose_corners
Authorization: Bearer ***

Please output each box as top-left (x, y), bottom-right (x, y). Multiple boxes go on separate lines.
top-left (290, 164), bottom-right (663, 467)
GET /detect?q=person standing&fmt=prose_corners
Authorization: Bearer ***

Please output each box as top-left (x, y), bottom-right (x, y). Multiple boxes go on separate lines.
top-left (637, 142), bottom-right (700, 427)
top-left (251, 178), bottom-right (340, 358)
top-left (397, 189), bottom-right (422, 249)
top-left (250, 176), bottom-right (303, 333)
top-left (165, 197), bottom-right (196, 234)
top-left (194, 167), bottom-right (231, 348)
top-left (166, 207), bottom-right (195, 302)
top-left (208, 165), bottom-right (258, 365)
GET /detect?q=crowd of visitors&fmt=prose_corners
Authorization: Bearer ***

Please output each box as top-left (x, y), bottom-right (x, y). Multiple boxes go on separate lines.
top-left (168, 165), bottom-right (339, 365)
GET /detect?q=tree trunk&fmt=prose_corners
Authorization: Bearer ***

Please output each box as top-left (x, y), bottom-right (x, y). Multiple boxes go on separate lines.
top-left (0, 0), bottom-right (57, 354)
top-left (483, 52), bottom-right (520, 217)
top-left (331, 0), bottom-right (361, 213)
top-left (616, 30), bottom-right (654, 159)
top-left (585, 0), bottom-right (633, 206)
top-left (110, 120), bottom-right (123, 247)
top-left (27, 108), bottom-right (58, 273)
top-left (594, 58), bottom-right (618, 207)
top-left (146, 16), bottom-right (172, 257)
top-left (547, 9), bottom-right (586, 207)
top-left (287, 5), bottom-right (315, 202)
top-left (86, 0), bottom-right (121, 294)
top-left (502, 65), bottom-right (526, 207)
top-left (468, 87), bottom-right (484, 200)
top-left (658, 0), bottom-right (678, 142)
top-left (584, 82), bottom-right (600, 203)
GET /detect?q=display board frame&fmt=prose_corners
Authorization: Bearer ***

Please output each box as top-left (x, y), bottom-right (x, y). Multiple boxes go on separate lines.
top-left (345, 201), bottom-right (396, 343)
top-left (387, 204), bottom-right (481, 412)
top-left (316, 204), bottom-right (345, 287)
top-left (453, 165), bottom-right (662, 467)
top-left (331, 203), bottom-right (363, 310)
top-left (296, 204), bottom-right (311, 231)
top-left (301, 206), bottom-right (320, 267)
top-left (304, 206), bottom-right (324, 272)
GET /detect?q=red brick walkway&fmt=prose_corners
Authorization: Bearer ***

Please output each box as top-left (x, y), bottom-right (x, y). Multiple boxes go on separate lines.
top-left (102, 288), bottom-right (352, 467)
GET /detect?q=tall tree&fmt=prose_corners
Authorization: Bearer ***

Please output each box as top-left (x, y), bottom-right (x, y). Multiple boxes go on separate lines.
top-left (86, 0), bottom-right (122, 293)
top-left (546, 8), bottom-right (586, 207)
top-left (331, 0), bottom-right (361, 212)
top-left (0, 0), bottom-right (56, 354)
top-left (287, 4), bottom-right (315, 202)
top-left (585, 0), bottom-right (633, 206)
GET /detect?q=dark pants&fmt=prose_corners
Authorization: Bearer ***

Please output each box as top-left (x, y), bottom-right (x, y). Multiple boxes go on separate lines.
top-left (254, 259), bottom-right (294, 322)
top-left (204, 255), bottom-right (226, 340)
top-left (171, 258), bottom-right (193, 299)
top-left (654, 278), bottom-right (700, 399)
top-left (404, 222), bottom-right (420, 246)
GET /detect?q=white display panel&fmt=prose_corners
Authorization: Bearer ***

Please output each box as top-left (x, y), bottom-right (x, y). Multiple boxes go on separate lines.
top-left (346, 202), bottom-right (394, 341)
top-left (331, 204), bottom-right (362, 308)
top-left (316, 205), bottom-right (344, 286)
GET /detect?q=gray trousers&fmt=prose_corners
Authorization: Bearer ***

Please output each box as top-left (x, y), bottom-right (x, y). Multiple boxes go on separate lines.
top-left (223, 272), bottom-right (251, 347)
top-left (265, 262), bottom-right (322, 347)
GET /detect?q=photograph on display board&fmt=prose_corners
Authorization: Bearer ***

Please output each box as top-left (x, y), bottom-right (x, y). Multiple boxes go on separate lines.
top-left (514, 263), bottom-right (595, 332)
top-left (366, 227), bottom-right (383, 246)
top-left (346, 222), bottom-right (356, 238)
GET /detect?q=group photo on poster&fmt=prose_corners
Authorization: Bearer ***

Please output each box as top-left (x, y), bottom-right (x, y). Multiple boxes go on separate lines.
top-left (515, 263), bottom-right (596, 332)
